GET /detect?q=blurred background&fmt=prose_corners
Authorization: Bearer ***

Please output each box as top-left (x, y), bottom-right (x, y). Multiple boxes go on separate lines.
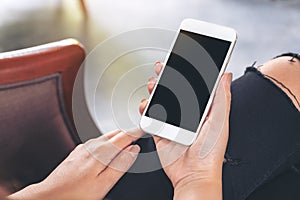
top-left (1, 0), bottom-right (300, 134)
top-left (1, 0), bottom-right (300, 76)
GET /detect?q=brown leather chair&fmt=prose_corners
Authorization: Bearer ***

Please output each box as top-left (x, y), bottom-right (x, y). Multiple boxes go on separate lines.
top-left (0, 39), bottom-right (85, 194)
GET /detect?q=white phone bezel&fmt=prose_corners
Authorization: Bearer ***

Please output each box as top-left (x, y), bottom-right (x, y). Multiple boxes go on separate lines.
top-left (140, 19), bottom-right (237, 146)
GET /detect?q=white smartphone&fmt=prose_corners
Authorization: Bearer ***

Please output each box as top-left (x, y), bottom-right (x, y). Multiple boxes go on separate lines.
top-left (140, 19), bottom-right (237, 146)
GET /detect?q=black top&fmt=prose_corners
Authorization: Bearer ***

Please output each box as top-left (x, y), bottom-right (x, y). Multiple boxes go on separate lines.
top-left (223, 67), bottom-right (300, 200)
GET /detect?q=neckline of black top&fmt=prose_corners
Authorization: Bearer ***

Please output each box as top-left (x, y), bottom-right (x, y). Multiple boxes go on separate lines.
top-left (245, 66), bottom-right (300, 115)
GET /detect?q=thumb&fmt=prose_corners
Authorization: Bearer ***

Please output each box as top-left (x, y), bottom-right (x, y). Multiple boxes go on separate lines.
top-left (197, 73), bottom-right (232, 159)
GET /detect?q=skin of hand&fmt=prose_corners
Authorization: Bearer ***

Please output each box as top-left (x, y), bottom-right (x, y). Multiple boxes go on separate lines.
top-left (139, 62), bottom-right (232, 200)
top-left (8, 129), bottom-right (143, 200)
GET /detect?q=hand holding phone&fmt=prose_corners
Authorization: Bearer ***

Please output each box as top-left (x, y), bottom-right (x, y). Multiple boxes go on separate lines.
top-left (139, 64), bottom-right (232, 199)
top-left (140, 19), bottom-right (237, 145)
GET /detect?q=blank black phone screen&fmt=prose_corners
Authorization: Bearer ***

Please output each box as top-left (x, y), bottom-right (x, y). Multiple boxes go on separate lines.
top-left (145, 30), bottom-right (231, 132)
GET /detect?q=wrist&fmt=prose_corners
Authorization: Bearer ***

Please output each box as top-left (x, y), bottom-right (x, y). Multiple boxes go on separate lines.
top-left (174, 165), bottom-right (222, 187)
top-left (174, 174), bottom-right (222, 200)
top-left (8, 182), bottom-right (54, 200)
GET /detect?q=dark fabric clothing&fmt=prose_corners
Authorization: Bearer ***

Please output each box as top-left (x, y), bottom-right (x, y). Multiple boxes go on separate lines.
top-left (223, 67), bottom-right (300, 200)
top-left (106, 66), bottom-right (300, 200)
top-left (106, 136), bottom-right (173, 200)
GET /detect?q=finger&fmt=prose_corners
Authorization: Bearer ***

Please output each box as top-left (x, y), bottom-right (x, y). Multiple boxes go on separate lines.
top-left (139, 99), bottom-right (148, 115)
top-left (203, 73), bottom-right (232, 121)
top-left (154, 61), bottom-right (163, 75)
top-left (211, 73), bottom-right (232, 119)
top-left (147, 77), bottom-right (156, 94)
top-left (97, 144), bottom-right (140, 194)
top-left (196, 73), bottom-right (232, 140)
top-left (153, 135), bottom-right (163, 144)
top-left (84, 128), bottom-right (144, 167)
top-left (196, 73), bottom-right (232, 158)
top-left (224, 73), bottom-right (232, 113)
top-left (83, 129), bottom-right (122, 152)
top-left (108, 128), bottom-right (145, 149)
top-left (201, 73), bottom-right (232, 125)
top-left (102, 129), bottom-right (123, 140)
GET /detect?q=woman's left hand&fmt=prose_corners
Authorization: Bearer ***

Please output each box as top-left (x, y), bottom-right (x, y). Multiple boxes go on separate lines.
top-left (8, 129), bottom-right (143, 200)
top-left (140, 62), bottom-right (232, 200)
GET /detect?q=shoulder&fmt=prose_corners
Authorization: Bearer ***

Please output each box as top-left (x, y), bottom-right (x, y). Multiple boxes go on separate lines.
top-left (259, 55), bottom-right (300, 110)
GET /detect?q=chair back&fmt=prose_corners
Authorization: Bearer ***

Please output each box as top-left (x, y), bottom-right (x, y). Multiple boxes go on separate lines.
top-left (0, 39), bottom-right (85, 193)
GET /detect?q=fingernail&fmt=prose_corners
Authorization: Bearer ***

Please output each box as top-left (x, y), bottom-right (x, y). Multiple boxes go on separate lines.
top-left (140, 98), bottom-right (147, 103)
top-left (130, 145), bottom-right (140, 157)
top-left (148, 77), bottom-right (155, 82)
top-left (155, 62), bottom-right (163, 73)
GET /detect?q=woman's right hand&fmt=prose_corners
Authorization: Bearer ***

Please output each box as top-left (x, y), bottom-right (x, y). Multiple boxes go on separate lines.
top-left (139, 62), bottom-right (232, 200)
top-left (8, 129), bottom-right (143, 200)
